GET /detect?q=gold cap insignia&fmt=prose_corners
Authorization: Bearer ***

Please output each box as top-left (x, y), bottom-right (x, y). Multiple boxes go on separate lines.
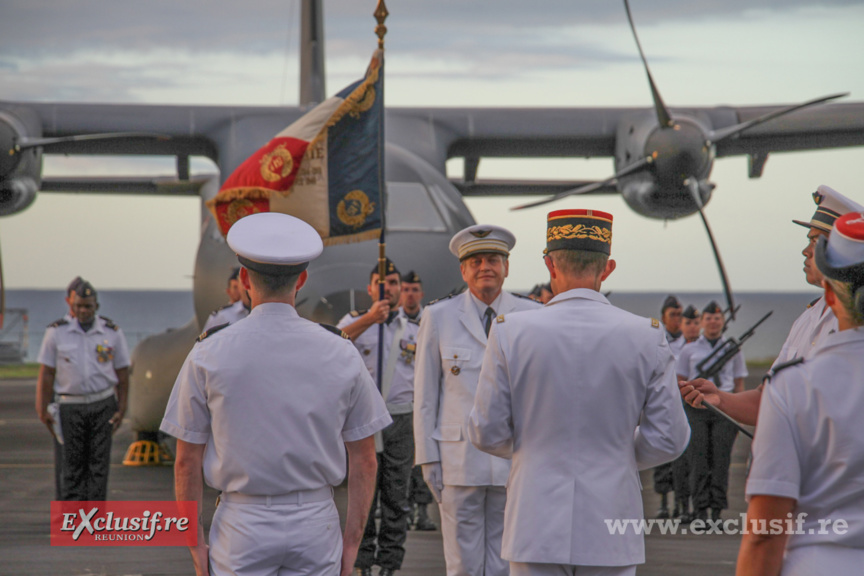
top-left (813, 190), bottom-right (824, 205)
top-left (470, 229), bottom-right (492, 238)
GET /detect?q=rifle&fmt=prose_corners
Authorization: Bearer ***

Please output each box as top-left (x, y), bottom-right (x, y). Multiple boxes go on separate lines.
top-left (692, 311), bottom-right (773, 439)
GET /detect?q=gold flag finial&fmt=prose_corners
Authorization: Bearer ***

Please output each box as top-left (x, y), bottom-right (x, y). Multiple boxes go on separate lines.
top-left (374, 0), bottom-right (389, 49)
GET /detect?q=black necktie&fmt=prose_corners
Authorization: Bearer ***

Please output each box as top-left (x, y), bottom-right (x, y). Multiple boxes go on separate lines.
top-left (484, 307), bottom-right (495, 337)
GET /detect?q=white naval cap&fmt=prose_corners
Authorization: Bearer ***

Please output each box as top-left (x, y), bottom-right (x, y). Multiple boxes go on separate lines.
top-left (816, 212), bottom-right (864, 282)
top-left (449, 224), bottom-right (516, 261)
top-left (793, 185), bottom-right (864, 233)
top-left (227, 212), bottom-right (324, 274)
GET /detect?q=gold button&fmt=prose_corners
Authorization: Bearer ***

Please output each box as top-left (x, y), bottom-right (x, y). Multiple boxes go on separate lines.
top-left (451, 366), bottom-right (461, 376)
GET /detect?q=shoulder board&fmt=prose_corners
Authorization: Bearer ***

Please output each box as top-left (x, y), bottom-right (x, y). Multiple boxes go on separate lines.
top-left (807, 297), bottom-right (821, 309)
top-left (427, 293), bottom-right (458, 307)
top-left (349, 309), bottom-right (368, 318)
top-left (763, 357), bottom-right (805, 385)
top-left (196, 322), bottom-right (230, 343)
top-left (47, 318), bottom-right (69, 328)
top-left (99, 316), bottom-right (119, 331)
top-left (510, 291), bottom-right (539, 302)
top-left (651, 318), bottom-right (661, 329)
top-left (211, 303), bottom-right (233, 316)
top-left (319, 323), bottom-right (350, 339)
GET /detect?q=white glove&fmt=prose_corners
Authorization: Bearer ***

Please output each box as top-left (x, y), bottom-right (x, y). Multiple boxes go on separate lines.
top-left (421, 462), bottom-right (444, 503)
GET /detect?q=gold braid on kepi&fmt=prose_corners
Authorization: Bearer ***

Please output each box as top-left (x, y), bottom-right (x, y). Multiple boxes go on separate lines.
top-left (545, 209), bottom-right (613, 255)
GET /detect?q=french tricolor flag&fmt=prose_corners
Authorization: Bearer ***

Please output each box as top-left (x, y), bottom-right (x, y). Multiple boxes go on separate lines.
top-left (208, 50), bottom-right (384, 246)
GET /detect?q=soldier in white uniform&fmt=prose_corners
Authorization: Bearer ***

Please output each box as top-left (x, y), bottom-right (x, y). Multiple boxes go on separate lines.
top-left (202, 274), bottom-right (251, 331)
top-left (467, 209), bottom-right (690, 576)
top-left (652, 295), bottom-right (684, 519)
top-left (337, 259), bottom-right (419, 576)
top-left (398, 270), bottom-right (438, 532)
top-left (414, 224), bottom-right (541, 576)
top-left (677, 301), bottom-right (747, 522)
top-left (36, 280), bottom-right (130, 501)
top-left (738, 211), bottom-right (864, 575)
top-left (161, 213), bottom-right (390, 576)
top-left (682, 185), bottom-right (864, 424)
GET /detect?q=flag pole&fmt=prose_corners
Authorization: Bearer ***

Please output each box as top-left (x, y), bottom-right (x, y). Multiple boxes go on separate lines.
top-left (375, 0), bottom-right (389, 392)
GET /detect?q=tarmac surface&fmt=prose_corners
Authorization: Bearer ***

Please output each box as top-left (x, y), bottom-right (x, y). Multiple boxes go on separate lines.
top-left (0, 375), bottom-right (760, 575)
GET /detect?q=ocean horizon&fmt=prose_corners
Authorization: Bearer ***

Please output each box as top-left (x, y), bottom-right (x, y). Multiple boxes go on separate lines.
top-left (2, 288), bottom-right (821, 364)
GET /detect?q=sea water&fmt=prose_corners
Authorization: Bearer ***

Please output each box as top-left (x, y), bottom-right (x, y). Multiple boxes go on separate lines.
top-left (4, 289), bottom-right (820, 364)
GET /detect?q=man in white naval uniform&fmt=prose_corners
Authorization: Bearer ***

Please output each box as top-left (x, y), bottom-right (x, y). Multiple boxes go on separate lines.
top-left (202, 276), bottom-right (251, 331)
top-left (162, 213), bottom-right (391, 576)
top-left (682, 185), bottom-right (864, 424)
top-left (414, 224), bottom-right (540, 576)
top-left (337, 259), bottom-right (419, 576)
top-left (652, 295), bottom-right (684, 519)
top-left (37, 280), bottom-right (130, 502)
top-left (468, 209), bottom-right (689, 576)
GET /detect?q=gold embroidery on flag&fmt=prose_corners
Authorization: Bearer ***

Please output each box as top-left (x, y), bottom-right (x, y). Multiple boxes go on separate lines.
top-left (226, 199), bottom-right (264, 226)
top-left (259, 144), bottom-right (295, 182)
top-left (337, 190), bottom-right (376, 228)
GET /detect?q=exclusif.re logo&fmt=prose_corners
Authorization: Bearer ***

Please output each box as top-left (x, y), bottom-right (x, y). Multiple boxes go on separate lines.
top-left (51, 501), bottom-right (197, 547)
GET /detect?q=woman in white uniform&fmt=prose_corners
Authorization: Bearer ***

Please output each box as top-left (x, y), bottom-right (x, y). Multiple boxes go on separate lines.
top-left (738, 211), bottom-right (864, 576)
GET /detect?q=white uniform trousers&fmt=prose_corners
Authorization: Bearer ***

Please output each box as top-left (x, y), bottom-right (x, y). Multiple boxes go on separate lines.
top-left (510, 563), bottom-right (636, 576)
top-left (439, 485), bottom-right (508, 576)
top-left (209, 497), bottom-right (341, 576)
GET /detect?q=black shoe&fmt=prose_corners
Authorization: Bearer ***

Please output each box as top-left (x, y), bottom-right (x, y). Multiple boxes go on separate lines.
top-left (710, 508), bottom-right (722, 522)
top-left (678, 511), bottom-right (694, 524)
top-left (379, 569), bottom-right (397, 576)
top-left (414, 504), bottom-right (437, 531)
top-left (655, 506), bottom-right (670, 519)
top-left (355, 568), bottom-right (373, 576)
top-left (691, 508), bottom-right (708, 524)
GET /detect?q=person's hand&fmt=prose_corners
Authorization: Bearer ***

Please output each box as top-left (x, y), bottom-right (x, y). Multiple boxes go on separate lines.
top-left (680, 378), bottom-right (719, 409)
top-left (366, 300), bottom-right (391, 324)
top-left (190, 542), bottom-right (210, 576)
top-left (38, 409), bottom-right (58, 441)
top-left (422, 462), bottom-right (444, 503)
top-left (109, 409), bottom-right (125, 433)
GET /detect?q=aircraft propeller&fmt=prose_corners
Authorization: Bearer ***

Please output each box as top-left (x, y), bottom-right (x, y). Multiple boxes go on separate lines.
top-left (512, 0), bottom-right (850, 320)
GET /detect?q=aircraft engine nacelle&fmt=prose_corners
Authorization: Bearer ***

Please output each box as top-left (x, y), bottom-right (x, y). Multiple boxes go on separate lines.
top-left (615, 112), bottom-right (715, 220)
top-left (619, 174), bottom-right (714, 220)
top-left (0, 176), bottom-right (39, 216)
top-left (0, 107), bottom-right (43, 217)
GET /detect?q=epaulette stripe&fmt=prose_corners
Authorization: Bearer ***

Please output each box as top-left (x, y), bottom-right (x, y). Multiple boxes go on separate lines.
top-left (510, 291), bottom-right (541, 302)
top-left (99, 315), bottom-right (119, 330)
top-left (196, 322), bottom-right (230, 343)
top-left (319, 323), bottom-right (350, 339)
top-left (47, 318), bottom-right (69, 328)
top-left (807, 297), bottom-right (821, 308)
top-left (427, 293), bottom-right (457, 306)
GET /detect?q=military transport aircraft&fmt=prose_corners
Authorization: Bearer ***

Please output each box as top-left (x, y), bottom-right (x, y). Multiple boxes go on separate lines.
top-left (2, 0), bottom-right (863, 450)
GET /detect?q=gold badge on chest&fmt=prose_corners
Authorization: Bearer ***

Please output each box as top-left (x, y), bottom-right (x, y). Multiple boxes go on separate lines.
top-left (451, 366), bottom-right (461, 376)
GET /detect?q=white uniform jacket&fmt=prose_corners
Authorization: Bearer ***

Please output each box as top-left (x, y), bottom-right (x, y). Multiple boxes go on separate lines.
top-left (413, 290), bottom-right (540, 486)
top-left (748, 327), bottom-right (864, 571)
top-left (203, 300), bottom-right (250, 332)
top-left (773, 296), bottom-right (837, 367)
top-left (467, 289), bottom-right (691, 566)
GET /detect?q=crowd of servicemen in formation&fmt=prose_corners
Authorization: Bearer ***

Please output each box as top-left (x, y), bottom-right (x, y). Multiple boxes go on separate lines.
top-left (36, 184), bottom-right (864, 576)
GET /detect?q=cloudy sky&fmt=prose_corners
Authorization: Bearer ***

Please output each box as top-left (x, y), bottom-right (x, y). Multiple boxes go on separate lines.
top-left (1, 0), bottom-right (863, 293)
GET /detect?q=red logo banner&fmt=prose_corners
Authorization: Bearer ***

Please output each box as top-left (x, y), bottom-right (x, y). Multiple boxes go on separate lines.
top-left (50, 501), bottom-right (197, 546)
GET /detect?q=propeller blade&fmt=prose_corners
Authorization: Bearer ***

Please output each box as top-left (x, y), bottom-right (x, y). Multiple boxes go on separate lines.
top-left (0, 233), bottom-right (4, 330)
top-left (624, 0), bottom-right (672, 128)
top-left (686, 179), bottom-right (736, 322)
top-left (16, 132), bottom-right (170, 151)
top-left (511, 156), bottom-right (652, 211)
top-left (709, 92), bottom-right (848, 144)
